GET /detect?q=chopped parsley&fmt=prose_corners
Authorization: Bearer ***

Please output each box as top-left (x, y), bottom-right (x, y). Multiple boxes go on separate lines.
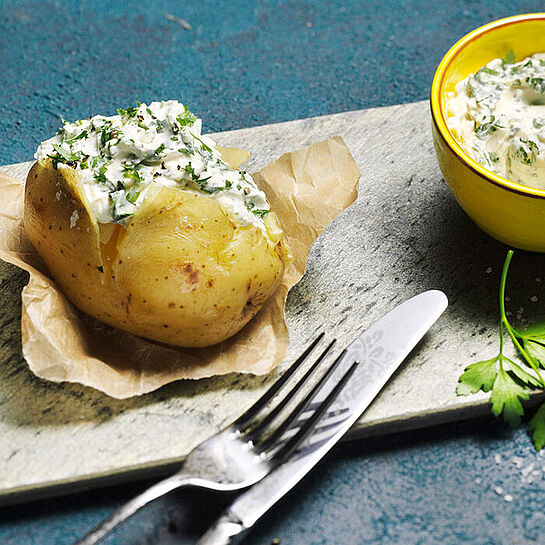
top-left (474, 115), bottom-right (504, 136)
top-left (246, 201), bottom-right (269, 218)
top-left (528, 76), bottom-right (545, 94)
top-left (176, 105), bottom-right (197, 127)
top-left (502, 48), bottom-right (516, 68)
top-left (39, 100), bottom-right (270, 226)
top-left (516, 139), bottom-right (539, 165)
top-left (117, 106), bottom-right (138, 118)
top-left (64, 130), bottom-right (88, 145)
top-left (190, 132), bottom-right (213, 153)
top-left (94, 164), bottom-right (115, 191)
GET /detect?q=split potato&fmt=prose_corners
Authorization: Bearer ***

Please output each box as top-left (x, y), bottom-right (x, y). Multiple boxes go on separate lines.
top-left (23, 158), bottom-right (288, 347)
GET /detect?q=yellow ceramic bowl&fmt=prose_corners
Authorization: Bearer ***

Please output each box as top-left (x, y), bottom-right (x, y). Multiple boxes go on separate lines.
top-left (431, 13), bottom-right (545, 252)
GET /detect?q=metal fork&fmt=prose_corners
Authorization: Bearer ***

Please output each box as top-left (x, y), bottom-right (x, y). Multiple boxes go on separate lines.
top-left (75, 333), bottom-right (350, 545)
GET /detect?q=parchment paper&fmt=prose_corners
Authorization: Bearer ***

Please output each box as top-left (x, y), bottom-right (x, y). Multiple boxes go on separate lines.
top-left (0, 137), bottom-right (360, 398)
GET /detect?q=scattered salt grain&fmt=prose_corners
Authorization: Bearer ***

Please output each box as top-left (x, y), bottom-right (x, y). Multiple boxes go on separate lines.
top-left (531, 296), bottom-right (539, 303)
top-left (505, 296), bottom-right (511, 302)
top-left (475, 478), bottom-right (482, 485)
top-left (512, 457), bottom-right (524, 468)
top-left (537, 277), bottom-right (542, 282)
top-left (494, 454), bottom-right (502, 464)
top-left (486, 267), bottom-right (492, 274)
top-left (504, 494), bottom-right (513, 502)
top-left (494, 486), bottom-right (504, 495)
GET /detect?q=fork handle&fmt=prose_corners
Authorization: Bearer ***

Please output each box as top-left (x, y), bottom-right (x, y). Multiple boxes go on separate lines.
top-left (74, 473), bottom-right (202, 545)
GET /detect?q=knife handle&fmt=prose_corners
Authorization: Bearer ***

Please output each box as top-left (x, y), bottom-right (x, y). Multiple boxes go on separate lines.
top-left (197, 515), bottom-right (247, 545)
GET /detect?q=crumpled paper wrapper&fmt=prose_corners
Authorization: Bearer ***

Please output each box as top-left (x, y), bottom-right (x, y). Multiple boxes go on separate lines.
top-left (0, 136), bottom-right (360, 398)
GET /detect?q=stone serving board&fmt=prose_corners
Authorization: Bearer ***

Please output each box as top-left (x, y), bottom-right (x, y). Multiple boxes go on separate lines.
top-left (2, 99), bottom-right (540, 506)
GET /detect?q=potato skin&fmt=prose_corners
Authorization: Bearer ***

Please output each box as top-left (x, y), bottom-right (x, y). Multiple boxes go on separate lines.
top-left (23, 161), bottom-right (288, 347)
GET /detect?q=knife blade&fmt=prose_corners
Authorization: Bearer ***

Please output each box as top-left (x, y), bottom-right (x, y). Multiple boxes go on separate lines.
top-left (197, 289), bottom-right (448, 545)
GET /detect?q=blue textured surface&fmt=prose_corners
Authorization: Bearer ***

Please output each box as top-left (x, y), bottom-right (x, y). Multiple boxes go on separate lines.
top-left (2, 1), bottom-right (545, 544)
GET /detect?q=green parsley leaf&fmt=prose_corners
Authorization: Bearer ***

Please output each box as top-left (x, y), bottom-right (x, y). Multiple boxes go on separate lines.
top-left (177, 105), bottom-right (197, 127)
top-left (190, 132), bottom-right (213, 153)
top-left (528, 76), bottom-right (545, 93)
top-left (156, 119), bottom-right (166, 133)
top-left (457, 356), bottom-right (498, 395)
top-left (502, 49), bottom-right (516, 67)
top-left (64, 130), bottom-right (88, 145)
top-left (524, 338), bottom-right (545, 368)
top-left (490, 366), bottom-right (529, 427)
top-left (477, 66), bottom-right (499, 78)
top-left (457, 250), bottom-right (545, 447)
top-left (125, 187), bottom-right (141, 204)
top-left (529, 402), bottom-right (545, 450)
top-left (51, 144), bottom-right (79, 162)
top-left (503, 357), bottom-right (542, 388)
top-left (117, 106), bottom-right (138, 118)
top-left (122, 164), bottom-right (143, 183)
top-left (94, 164), bottom-right (115, 191)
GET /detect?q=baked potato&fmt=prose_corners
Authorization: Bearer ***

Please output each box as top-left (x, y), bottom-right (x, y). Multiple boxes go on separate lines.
top-left (23, 101), bottom-right (288, 347)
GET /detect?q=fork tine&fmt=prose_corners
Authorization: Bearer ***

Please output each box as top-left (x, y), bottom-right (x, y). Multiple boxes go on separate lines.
top-left (257, 348), bottom-right (347, 452)
top-left (243, 339), bottom-right (336, 437)
top-left (267, 360), bottom-right (359, 462)
top-left (234, 332), bottom-right (324, 429)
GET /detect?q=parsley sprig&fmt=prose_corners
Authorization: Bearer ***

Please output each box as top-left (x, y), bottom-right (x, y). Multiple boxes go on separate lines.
top-left (458, 250), bottom-right (545, 448)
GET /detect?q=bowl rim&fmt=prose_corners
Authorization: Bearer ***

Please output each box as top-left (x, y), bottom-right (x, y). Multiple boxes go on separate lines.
top-left (430, 12), bottom-right (545, 200)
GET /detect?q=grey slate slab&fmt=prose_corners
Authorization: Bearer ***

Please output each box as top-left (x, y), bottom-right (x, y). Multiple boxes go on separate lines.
top-left (0, 99), bottom-right (530, 504)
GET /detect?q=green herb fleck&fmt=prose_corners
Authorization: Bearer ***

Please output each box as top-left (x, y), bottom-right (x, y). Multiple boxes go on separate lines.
top-left (65, 130), bottom-right (88, 145)
top-left (122, 164), bottom-right (143, 183)
top-left (117, 106), bottom-right (138, 118)
top-left (50, 144), bottom-right (80, 162)
top-left (477, 66), bottom-right (499, 78)
top-left (516, 139), bottom-right (539, 165)
top-left (176, 105), bottom-right (197, 127)
top-left (474, 115), bottom-right (504, 136)
top-left (190, 132), bottom-right (212, 153)
top-left (502, 49), bottom-right (516, 67)
top-left (528, 76), bottom-right (545, 94)
top-left (94, 164), bottom-right (115, 191)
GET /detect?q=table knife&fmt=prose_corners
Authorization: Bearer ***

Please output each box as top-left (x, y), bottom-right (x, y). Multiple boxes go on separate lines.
top-left (197, 289), bottom-right (448, 544)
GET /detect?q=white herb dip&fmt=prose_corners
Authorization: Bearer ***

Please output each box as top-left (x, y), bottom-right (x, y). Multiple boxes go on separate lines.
top-left (35, 100), bottom-right (270, 229)
top-left (446, 53), bottom-right (545, 189)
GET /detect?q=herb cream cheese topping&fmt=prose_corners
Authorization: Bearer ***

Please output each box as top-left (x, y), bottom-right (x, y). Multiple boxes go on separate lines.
top-left (35, 100), bottom-right (270, 228)
top-left (446, 52), bottom-right (545, 189)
